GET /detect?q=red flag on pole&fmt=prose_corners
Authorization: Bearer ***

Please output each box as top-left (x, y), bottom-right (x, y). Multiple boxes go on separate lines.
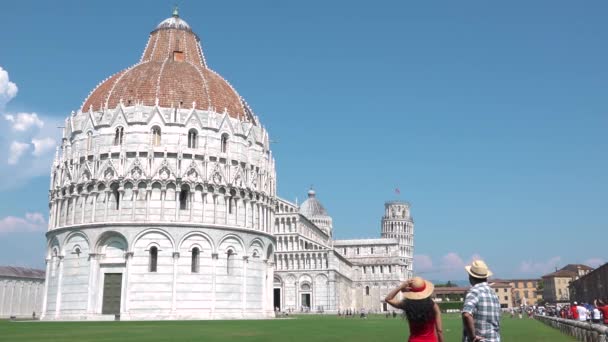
top-left (395, 188), bottom-right (400, 195)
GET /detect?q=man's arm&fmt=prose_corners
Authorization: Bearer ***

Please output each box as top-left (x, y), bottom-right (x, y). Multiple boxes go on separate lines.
top-left (462, 312), bottom-right (481, 341)
top-left (461, 290), bottom-right (481, 341)
top-left (385, 281), bottom-right (410, 309)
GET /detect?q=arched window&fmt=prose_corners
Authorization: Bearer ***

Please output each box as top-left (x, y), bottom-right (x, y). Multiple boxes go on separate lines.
top-left (149, 246), bottom-right (158, 272)
top-left (86, 131), bottom-right (93, 152)
top-left (179, 186), bottom-right (189, 210)
top-left (151, 126), bottom-right (161, 146)
top-left (365, 286), bottom-right (370, 296)
top-left (226, 249), bottom-right (234, 275)
top-left (191, 247), bottom-right (200, 273)
top-left (114, 127), bottom-right (124, 146)
top-left (220, 133), bottom-right (229, 153)
top-left (188, 129), bottom-right (198, 148)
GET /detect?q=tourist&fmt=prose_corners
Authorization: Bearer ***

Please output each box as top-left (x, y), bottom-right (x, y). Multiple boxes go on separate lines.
top-left (570, 302), bottom-right (579, 321)
top-left (595, 300), bottom-right (608, 325)
top-left (461, 260), bottom-right (501, 342)
top-left (592, 305), bottom-right (601, 324)
top-left (576, 303), bottom-right (588, 322)
top-left (385, 277), bottom-right (444, 342)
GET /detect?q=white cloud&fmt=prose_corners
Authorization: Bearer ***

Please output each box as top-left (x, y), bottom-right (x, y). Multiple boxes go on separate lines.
top-left (519, 256), bottom-right (561, 276)
top-left (8, 141), bottom-right (29, 165)
top-left (32, 137), bottom-right (56, 157)
top-left (4, 112), bottom-right (44, 132)
top-left (0, 66), bottom-right (18, 109)
top-left (0, 212), bottom-right (46, 233)
top-left (414, 254), bottom-right (433, 273)
top-left (584, 258), bottom-right (605, 268)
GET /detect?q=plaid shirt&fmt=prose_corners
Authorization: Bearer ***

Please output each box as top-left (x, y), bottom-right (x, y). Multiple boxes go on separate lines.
top-left (462, 282), bottom-right (501, 342)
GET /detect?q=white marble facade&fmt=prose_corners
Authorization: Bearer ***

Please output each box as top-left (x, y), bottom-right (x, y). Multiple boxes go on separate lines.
top-left (272, 192), bottom-right (414, 314)
top-left (41, 11), bottom-right (415, 321)
top-left (0, 267), bottom-right (45, 318)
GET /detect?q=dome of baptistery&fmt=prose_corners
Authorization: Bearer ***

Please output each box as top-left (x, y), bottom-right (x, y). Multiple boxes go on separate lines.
top-left (43, 9), bottom-right (277, 321)
top-left (299, 189), bottom-right (333, 236)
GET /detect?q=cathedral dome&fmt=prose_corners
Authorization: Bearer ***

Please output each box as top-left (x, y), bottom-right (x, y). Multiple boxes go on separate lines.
top-left (81, 11), bottom-right (255, 123)
top-left (299, 189), bottom-right (329, 218)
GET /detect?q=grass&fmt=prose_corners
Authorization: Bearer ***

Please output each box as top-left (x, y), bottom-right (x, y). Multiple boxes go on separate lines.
top-left (1, 314), bottom-right (576, 342)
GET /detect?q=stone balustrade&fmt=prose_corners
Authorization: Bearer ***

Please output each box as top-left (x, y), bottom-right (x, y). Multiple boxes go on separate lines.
top-left (536, 315), bottom-right (608, 342)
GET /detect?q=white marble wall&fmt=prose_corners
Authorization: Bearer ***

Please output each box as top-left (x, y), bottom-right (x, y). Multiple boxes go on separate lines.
top-left (0, 277), bottom-right (44, 318)
top-left (42, 225), bottom-right (275, 320)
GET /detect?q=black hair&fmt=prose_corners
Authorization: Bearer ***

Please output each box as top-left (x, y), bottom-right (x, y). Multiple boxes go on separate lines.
top-left (402, 297), bottom-right (436, 323)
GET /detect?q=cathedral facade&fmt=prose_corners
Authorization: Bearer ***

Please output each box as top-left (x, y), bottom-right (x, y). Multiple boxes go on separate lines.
top-left (41, 11), bottom-right (414, 320)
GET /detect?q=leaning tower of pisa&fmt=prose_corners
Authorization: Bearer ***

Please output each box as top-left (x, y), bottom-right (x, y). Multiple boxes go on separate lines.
top-left (380, 201), bottom-right (414, 279)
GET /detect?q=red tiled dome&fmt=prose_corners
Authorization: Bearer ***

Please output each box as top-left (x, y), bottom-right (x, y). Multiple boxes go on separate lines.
top-left (81, 13), bottom-right (254, 123)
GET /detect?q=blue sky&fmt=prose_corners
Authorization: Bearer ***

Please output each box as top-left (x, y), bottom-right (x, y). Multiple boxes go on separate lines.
top-left (0, 0), bottom-right (606, 280)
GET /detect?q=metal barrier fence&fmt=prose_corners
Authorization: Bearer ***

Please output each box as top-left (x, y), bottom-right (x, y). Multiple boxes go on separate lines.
top-left (536, 316), bottom-right (608, 342)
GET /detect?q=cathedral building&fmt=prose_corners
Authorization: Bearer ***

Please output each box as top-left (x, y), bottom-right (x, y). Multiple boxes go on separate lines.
top-left (41, 10), bottom-right (414, 320)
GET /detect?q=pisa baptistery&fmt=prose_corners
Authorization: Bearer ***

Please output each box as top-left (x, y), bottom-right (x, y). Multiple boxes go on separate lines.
top-left (42, 10), bottom-right (277, 320)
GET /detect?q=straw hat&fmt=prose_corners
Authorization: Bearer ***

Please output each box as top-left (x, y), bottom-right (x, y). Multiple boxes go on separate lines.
top-left (402, 276), bottom-right (434, 300)
top-left (465, 260), bottom-right (493, 279)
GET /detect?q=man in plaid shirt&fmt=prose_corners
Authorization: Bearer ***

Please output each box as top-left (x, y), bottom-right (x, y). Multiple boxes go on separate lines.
top-left (462, 260), bottom-right (501, 342)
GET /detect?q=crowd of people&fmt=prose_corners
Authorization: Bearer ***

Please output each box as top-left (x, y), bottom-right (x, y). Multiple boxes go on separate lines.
top-left (543, 300), bottom-right (608, 325)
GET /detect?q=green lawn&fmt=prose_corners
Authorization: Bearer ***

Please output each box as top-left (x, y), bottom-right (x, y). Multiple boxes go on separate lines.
top-left (1, 314), bottom-right (575, 342)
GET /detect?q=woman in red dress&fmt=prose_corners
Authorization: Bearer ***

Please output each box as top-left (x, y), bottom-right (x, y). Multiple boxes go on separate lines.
top-left (385, 277), bottom-right (444, 342)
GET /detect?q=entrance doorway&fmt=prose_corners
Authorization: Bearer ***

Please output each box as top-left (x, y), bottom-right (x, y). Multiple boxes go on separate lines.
top-left (273, 288), bottom-right (281, 311)
top-left (102, 273), bottom-right (122, 315)
top-left (301, 293), bottom-right (311, 309)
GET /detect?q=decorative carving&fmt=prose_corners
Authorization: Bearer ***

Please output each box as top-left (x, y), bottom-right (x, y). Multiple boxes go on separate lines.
top-left (187, 169), bottom-right (198, 182)
top-left (104, 168), bottom-right (114, 180)
top-left (81, 170), bottom-right (91, 182)
top-left (131, 166), bottom-right (142, 180)
top-left (212, 172), bottom-right (222, 185)
top-left (159, 167), bottom-right (170, 180)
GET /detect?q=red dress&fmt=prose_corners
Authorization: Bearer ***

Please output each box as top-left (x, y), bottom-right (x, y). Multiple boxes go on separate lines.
top-left (408, 319), bottom-right (437, 342)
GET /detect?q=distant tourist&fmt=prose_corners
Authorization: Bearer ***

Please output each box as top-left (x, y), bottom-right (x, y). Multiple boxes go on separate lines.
top-left (461, 260), bottom-right (501, 342)
top-left (570, 302), bottom-right (579, 321)
top-left (576, 303), bottom-right (589, 322)
top-left (385, 277), bottom-right (444, 342)
top-left (595, 300), bottom-right (608, 325)
top-left (592, 305), bottom-right (601, 324)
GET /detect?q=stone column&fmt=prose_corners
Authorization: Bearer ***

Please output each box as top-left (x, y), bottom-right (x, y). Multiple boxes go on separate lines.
top-left (81, 194), bottom-right (88, 224)
top-left (243, 199), bottom-right (248, 228)
top-left (212, 195), bottom-right (217, 224)
top-left (211, 253), bottom-right (218, 316)
top-left (70, 196), bottom-right (77, 225)
top-left (0, 280), bottom-right (5, 317)
top-left (160, 188), bottom-right (166, 221)
top-left (86, 253), bottom-right (100, 315)
top-left (145, 188), bottom-right (151, 221)
top-left (171, 252), bottom-right (179, 314)
top-left (91, 191), bottom-right (97, 222)
top-left (131, 190), bottom-right (137, 221)
top-left (122, 251), bottom-right (133, 315)
top-left (242, 256), bottom-right (248, 314)
top-left (265, 261), bottom-right (275, 315)
top-left (7, 281), bottom-right (14, 317)
top-left (54, 255), bottom-right (65, 319)
top-left (175, 190), bottom-right (179, 222)
top-left (40, 258), bottom-right (51, 319)
top-left (103, 190), bottom-right (111, 221)
top-left (189, 191), bottom-right (194, 222)
top-left (118, 189), bottom-right (125, 221)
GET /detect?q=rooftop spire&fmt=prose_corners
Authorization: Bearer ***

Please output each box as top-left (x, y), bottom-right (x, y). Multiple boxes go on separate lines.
top-left (172, 5), bottom-right (179, 17)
